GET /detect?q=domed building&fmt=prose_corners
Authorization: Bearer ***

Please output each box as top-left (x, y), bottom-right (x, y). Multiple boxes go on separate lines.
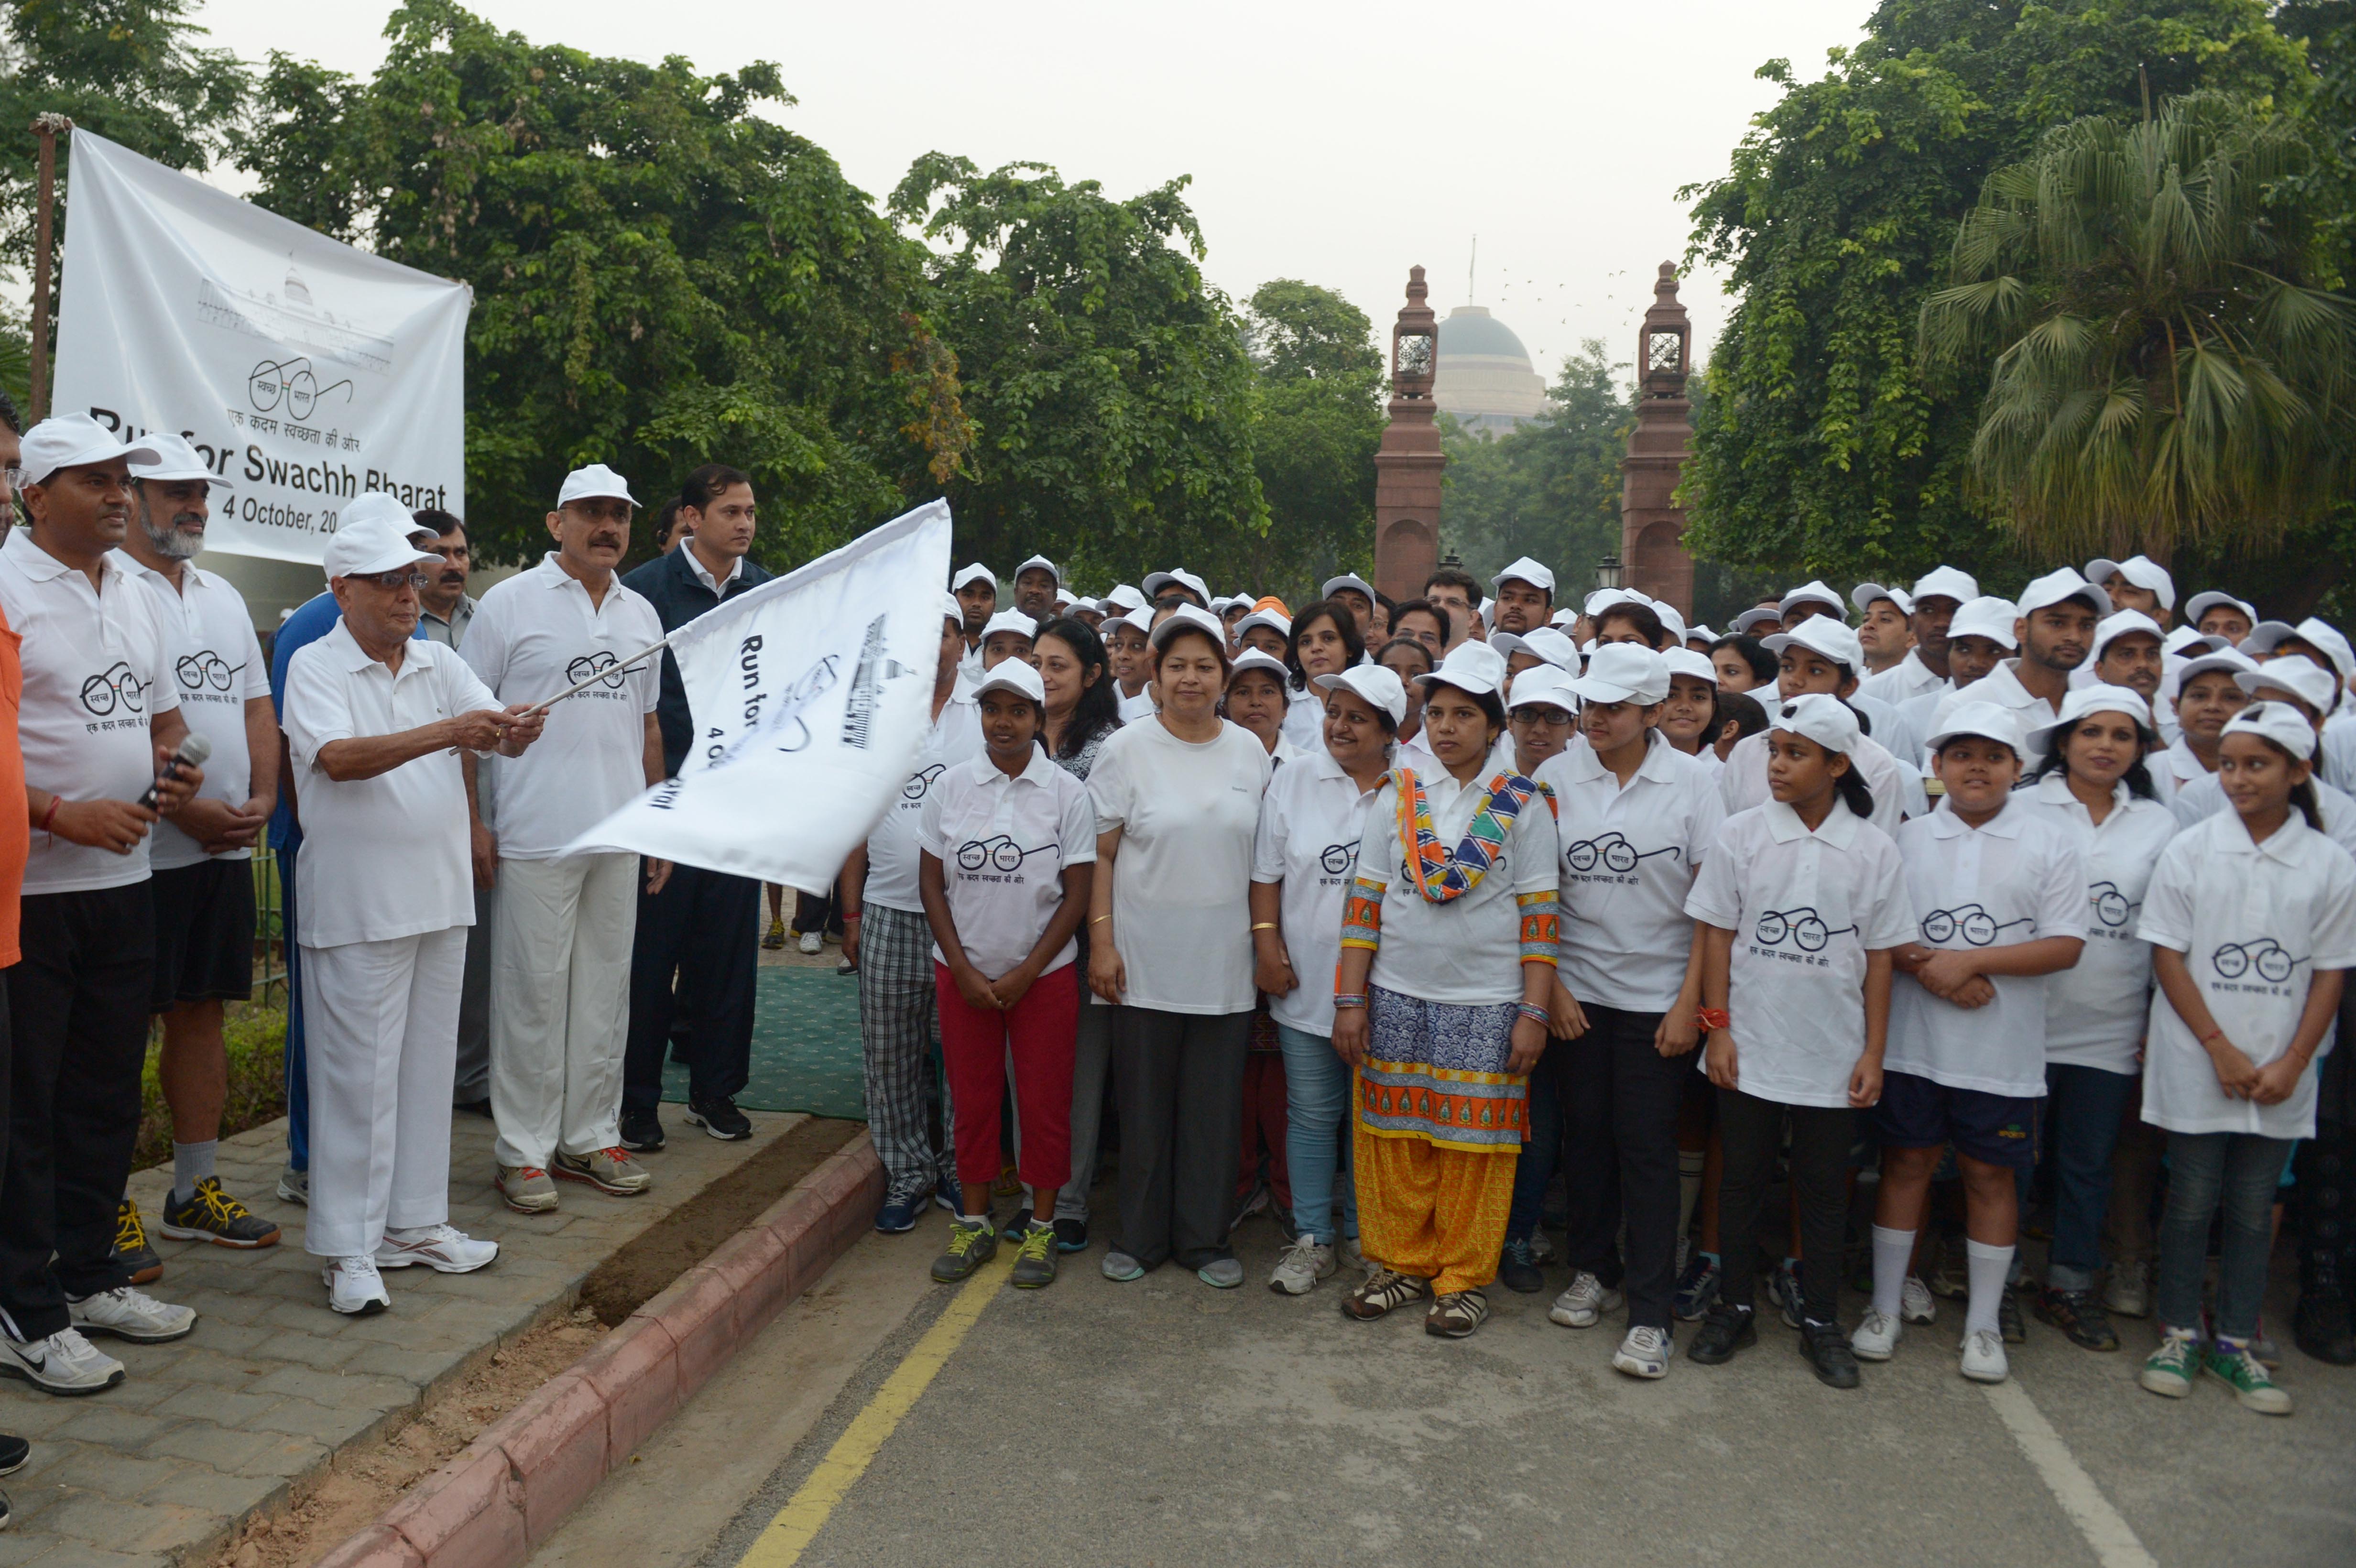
top-left (1433, 305), bottom-right (1547, 436)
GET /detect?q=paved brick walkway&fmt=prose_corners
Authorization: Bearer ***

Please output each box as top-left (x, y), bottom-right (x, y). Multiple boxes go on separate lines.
top-left (0, 1107), bottom-right (808, 1568)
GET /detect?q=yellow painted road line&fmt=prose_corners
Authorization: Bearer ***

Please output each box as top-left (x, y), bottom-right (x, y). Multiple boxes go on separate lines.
top-left (737, 1253), bottom-right (1011, 1568)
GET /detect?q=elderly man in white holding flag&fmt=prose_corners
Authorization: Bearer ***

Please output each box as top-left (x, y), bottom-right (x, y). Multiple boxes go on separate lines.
top-left (282, 498), bottom-right (547, 1315)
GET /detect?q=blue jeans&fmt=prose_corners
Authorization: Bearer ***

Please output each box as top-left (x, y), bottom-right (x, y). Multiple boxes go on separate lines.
top-left (2156, 1130), bottom-right (2292, 1340)
top-left (1505, 1043), bottom-right (1568, 1244)
top-left (2042, 1063), bottom-right (2139, 1290)
top-left (1275, 1024), bottom-right (1357, 1245)
top-left (277, 845), bottom-right (308, 1173)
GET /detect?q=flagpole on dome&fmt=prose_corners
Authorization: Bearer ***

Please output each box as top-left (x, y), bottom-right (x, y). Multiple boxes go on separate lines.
top-left (26, 112), bottom-right (73, 422)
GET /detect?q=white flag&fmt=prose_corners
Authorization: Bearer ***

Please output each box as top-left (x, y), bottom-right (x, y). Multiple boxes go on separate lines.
top-left (568, 500), bottom-right (952, 892)
top-left (52, 130), bottom-right (469, 564)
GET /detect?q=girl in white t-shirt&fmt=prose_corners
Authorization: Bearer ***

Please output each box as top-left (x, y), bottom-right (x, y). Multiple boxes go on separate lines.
top-left (2136, 703), bottom-right (2356, 1416)
top-left (1683, 695), bottom-right (1914, 1387)
top-left (915, 662), bottom-right (1095, 1292)
top-left (2018, 686), bottom-right (2178, 1352)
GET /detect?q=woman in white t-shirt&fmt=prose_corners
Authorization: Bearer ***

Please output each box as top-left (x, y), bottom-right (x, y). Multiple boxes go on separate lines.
top-left (1281, 599), bottom-right (1363, 750)
top-left (1331, 641), bottom-right (1561, 1339)
top-left (1087, 607), bottom-right (1272, 1288)
top-left (1683, 695), bottom-right (1914, 1387)
top-left (1251, 665), bottom-right (1405, 1295)
top-left (2136, 704), bottom-right (2356, 1416)
top-left (1222, 649), bottom-right (1299, 762)
top-left (2018, 685), bottom-right (2178, 1352)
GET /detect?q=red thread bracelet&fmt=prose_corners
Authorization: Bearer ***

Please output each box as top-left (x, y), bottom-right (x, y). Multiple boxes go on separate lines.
top-left (38, 796), bottom-right (60, 835)
top-left (1696, 1008), bottom-right (1730, 1033)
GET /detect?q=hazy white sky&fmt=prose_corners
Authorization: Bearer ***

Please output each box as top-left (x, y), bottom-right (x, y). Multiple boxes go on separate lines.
top-left (192, 0), bottom-right (1876, 381)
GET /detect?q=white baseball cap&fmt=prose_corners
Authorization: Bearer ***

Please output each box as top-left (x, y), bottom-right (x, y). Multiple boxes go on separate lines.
top-left (980, 610), bottom-right (1038, 645)
top-left (1416, 638), bottom-right (1508, 698)
top-left (1778, 579), bottom-right (1845, 617)
top-left (972, 659), bottom-right (1047, 706)
top-left (2224, 701), bottom-right (2319, 761)
top-left (322, 515), bottom-right (439, 581)
top-left (1233, 607), bottom-right (1292, 642)
top-left (1926, 699), bottom-right (2027, 756)
top-left (1507, 664), bottom-right (1578, 714)
top-left (127, 431), bottom-right (228, 489)
top-left (1105, 583), bottom-right (1148, 614)
top-left (340, 492), bottom-right (429, 536)
top-left (2184, 589), bottom-right (2256, 627)
top-left (2237, 657), bottom-right (2339, 717)
top-left (1148, 602), bottom-right (1228, 653)
top-left (1947, 596), bottom-right (2022, 650)
top-left (2016, 567), bottom-right (2112, 620)
top-left (1685, 624), bottom-right (1718, 644)
top-left (1143, 568), bottom-right (1210, 604)
top-left (2174, 646), bottom-right (2259, 685)
top-left (1851, 582), bottom-right (1914, 616)
top-left (2030, 682), bottom-right (2158, 756)
top-left (2241, 617), bottom-right (2356, 682)
top-left (1320, 572), bottom-right (1377, 603)
top-left (1663, 647), bottom-right (1718, 685)
top-left (1315, 664), bottom-right (1409, 726)
top-left (1654, 603), bottom-right (1690, 645)
top-left (2091, 609), bottom-right (2166, 663)
top-left (2163, 626), bottom-right (2221, 656)
top-left (557, 463), bottom-right (634, 507)
top-left (2085, 554), bottom-right (2176, 611)
top-left (1226, 648), bottom-right (1289, 686)
top-left (1520, 626), bottom-right (1579, 669)
top-left (1570, 642), bottom-right (1669, 706)
top-left (1014, 553), bottom-right (1061, 585)
top-left (938, 591), bottom-right (963, 624)
top-left (1762, 615), bottom-right (1865, 672)
top-left (18, 413), bottom-right (162, 486)
top-left (950, 562), bottom-right (996, 593)
top-left (1909, 565), bottom-right (1980, 607)
top-left (1491, 556), bottom-right (1555, 596)
top-left (1585, 586), bottom-right (1654, 618)
top-left (1770, 692), bottom-right (1861, 756)
top-left (1731, 606), bottom-right (1781, 635)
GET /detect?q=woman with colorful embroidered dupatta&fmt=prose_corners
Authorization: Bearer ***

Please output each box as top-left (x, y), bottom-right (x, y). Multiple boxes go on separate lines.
top-left (1331, 640), bottom-right (1561, 1338)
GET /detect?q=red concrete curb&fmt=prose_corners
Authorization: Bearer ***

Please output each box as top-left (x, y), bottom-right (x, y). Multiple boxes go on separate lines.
top-left (330, 1132), bottom-right (885, 1568)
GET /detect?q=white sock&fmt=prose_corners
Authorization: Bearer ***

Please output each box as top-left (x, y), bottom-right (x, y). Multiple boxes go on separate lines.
top-left (1871, 1225), bottom-right (1916, 1320)
top-left (958, 1212), bottom-right (991, 1227)
top-left (1964, 1239), bottom-right (2014, 1340)
top-left (171, 1140), bottom-right (217, 1206)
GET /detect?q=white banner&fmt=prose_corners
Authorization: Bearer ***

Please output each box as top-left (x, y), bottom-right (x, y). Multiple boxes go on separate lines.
top-left (570, 500), bottom-right (954, 892)
top-left (52, 130), bottom-right (470, 564)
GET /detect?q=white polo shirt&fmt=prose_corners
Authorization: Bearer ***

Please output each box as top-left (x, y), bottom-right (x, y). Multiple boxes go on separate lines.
top-left (1857, 647), bottom-right (1946, 706)
top-left (2019, 773), bottom-right (2180, 1074)
top-left (284, 621), bottom-right (499, 947)
top-left (917, 750), bottom-right (1094, 979)
top-left (1353, 763), bottom-right (1561, 1008)
top-left (1116, 687), bottom-right (1157, 724)
top-left (1928, 659), bottom-right (2069, 768)
top-left (115, 554), bottom-right (269, 869)
top-left (863, 690), bottom-right (985, 914)
top-left (458, 555), bottom-right (663, 859)
top-left (2169, 769), bottom-right (2356, 862)
top-left (2151, 735), bottom-right (2210, 804)
top-left (0, 529), bottom-right (182, 894)
top-left (1885, 797), bottom-right (2088, 1097)
top-left (1685, 799), bottom-right (1915, 1108)
top-left (1281, 683), bottom-right (1325, 750)
top-left (1719, 723), bottom-right (1924, 837)
top-left (2136, 810), bottom-right (2356, 1138)
top-left (1253, 747), bottom-right (1385, 1035)
top-left (1535, 731), bottom-right (1725, 1013)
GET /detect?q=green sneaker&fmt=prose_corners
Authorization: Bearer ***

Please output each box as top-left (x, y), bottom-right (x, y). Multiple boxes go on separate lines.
top-left (2139, 1330), bottom-right (2199, 1398)
top-left (930, 1218), bottom-right (997, 1284)
top-left (2204, 1340), bottom-right (2292, 1415)
top-left (1009, 1222), bottom-right (1058, 1289)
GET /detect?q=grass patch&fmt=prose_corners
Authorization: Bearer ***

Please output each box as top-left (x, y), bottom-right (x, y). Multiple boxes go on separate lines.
top-left (132, 1002), bottom-right (290, 1172)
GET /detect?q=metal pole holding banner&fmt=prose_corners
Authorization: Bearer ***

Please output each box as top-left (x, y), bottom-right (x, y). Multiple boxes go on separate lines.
top-left (525, 633), bottom-right (675, 716)
top-left (27, 112), bottom-right (72, 423)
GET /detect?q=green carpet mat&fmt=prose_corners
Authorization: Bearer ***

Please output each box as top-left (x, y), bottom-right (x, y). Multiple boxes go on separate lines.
top-left (659, 965), bottom-right (867, 1121)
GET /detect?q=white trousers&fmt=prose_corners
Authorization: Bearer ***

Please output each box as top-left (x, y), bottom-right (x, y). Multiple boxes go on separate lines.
top-left (302, 926), bottom-right (467, 1259)
top-left (489, 852), bottom-right (638, 1169)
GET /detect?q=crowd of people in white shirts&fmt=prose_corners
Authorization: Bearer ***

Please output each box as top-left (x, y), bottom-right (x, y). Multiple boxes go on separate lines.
top-left (883, 544), bottom-right (2356, 1416)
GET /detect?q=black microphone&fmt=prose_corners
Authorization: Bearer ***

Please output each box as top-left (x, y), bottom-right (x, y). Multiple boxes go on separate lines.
top-left (139, 732), bottom-right (212, 810)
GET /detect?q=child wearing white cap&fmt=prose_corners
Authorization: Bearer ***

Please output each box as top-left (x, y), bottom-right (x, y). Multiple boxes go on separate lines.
top-left (1860, 702), bottom-right (2087, 1386)
top-left (2135, 703), bottom-right (2356, 1416)
top-left (2167, 657), bottom-right (2356, 860)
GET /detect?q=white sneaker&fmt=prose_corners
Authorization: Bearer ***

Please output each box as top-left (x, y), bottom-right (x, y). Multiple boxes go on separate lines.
top-left (1547, 1270), bottom-right (1623, 1328)
top-left (1901, 1274), bottom-right (1937, 1325)
top-left (1268, 1236), bottom-right (1336, 1296)
top-left (375, 1225), bottom-right (499, 1274)
top-left (276, 1165), bottom-right (309, 1206)
top-left (324, 1256), bottom-right (392, 1316)
top-left (2104, 1259), bottom-right (2152, 1318)
top-left (1338, 1233), bottom-right (1365, 1272)
top-left (0, 1328), bottom-right (125, 1394)
top-left (1960, 1328), bottom-right (2009, 1383)
top-left (796, 929), bottom-right (823, 955)
top-left (66, 1286), bottom-right (197, 1344)
top-left (1613, 1324), bottom-right (1672, 1379)
top-left (1851, 1307), bottom-right (1903, 1361)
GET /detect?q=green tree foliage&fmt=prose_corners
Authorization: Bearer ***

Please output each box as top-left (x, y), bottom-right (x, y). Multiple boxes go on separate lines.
top-left (1921, 92), bottom-right (2355, 562)
top-left (1236, 278), bottom-right (1383, 601)
top-left (890, 154), bottom-right (1265, 590)
top-left (0, 0), bottom-right (250, 272)
top-left (1440, 340), bottom-right (1631, 596)
top-left (1681, 0), bottom-right (2304, 592)
top-left (237, 0), bottom-right (970, 566)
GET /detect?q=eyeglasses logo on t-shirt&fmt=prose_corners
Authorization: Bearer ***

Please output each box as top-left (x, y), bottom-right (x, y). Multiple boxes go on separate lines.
top-left (1319, 842), bottom-right (1359, 877)
top-left (1564, 832), bottom-right (1681, 880)
top-left (2088, 881), bottom-right (2141, 933)
top-left (954, 836), bottom-right (1052, 882)
top-left (1752, 906), bottom-right (1857, 959)
top-left (80, 660), bottom-right (150, 720)
top-left (2212, 938), bottom-right (2307, 986)
top-left (176, 650), bottom-right (247, 696)
top-left (1920, 904), bottom-right (2034, 947)
top-left (901, 762), bottom-right (947, 802)
top-left (565, 651), bottom-right (630, 695)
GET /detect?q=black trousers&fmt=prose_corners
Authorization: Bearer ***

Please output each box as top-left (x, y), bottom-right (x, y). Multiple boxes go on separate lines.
top-left (2, 885), bottom-right (153, 1339)
top-left (1112, 1006), bottom-right (1250, 1271)
top-left (1714, 1086), bottom-right (1852, 1326)
top-left (1560, 1004), bottom-right (1687, 1329)
top-left (622, 864), bottom-right (758, 1113)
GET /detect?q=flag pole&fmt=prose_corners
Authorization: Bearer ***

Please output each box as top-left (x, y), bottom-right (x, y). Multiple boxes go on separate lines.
top-left (524, 633), bottom-right (675, 716)
top-left (26, 112), bottom-right (72, 423)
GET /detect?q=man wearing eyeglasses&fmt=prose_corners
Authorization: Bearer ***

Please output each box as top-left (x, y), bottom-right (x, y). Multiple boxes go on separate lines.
top-left (281, 503), bottom-right (545, 1315)
top-left (460, 465), bottom-right (669, 1218)
top-left (0, 414), bottom-right (206, 1395)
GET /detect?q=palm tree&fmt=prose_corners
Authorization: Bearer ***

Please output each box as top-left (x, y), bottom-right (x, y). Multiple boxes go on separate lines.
top-left (1920, 90), bottom-right (2356, 562)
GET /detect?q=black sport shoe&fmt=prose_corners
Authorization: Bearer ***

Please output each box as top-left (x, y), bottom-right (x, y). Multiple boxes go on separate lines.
top-left (112, 1198), bottom-right (163, 1286)
top-left (2034, 1285), bottom-right (2120, 1351)
top-left (2293, 1282), bottom-right (2356, 1366)
top-left (685, 1097), bottom-right (752, 1141)
top-left (159, 1178), bottom-right (282, 1249)
top-left (619, 1108), bottom-right (666, 1153)
top-left (1999, 1285), bottom-right (2028, 1345)
top-left (1496, 1236), bottom-right (1544, 1295)
top-left (1053, 1217), bottom-right (1089, 1254)
top-left (1687, 1304), bottom-right (1757, 1365)
top-left (931, 1218), bottom-right (997, 1283)
top-left (1800, 1319), bottom-right (1861, 1388)
top-left (0, 1431), bottom-right (26, 1474)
